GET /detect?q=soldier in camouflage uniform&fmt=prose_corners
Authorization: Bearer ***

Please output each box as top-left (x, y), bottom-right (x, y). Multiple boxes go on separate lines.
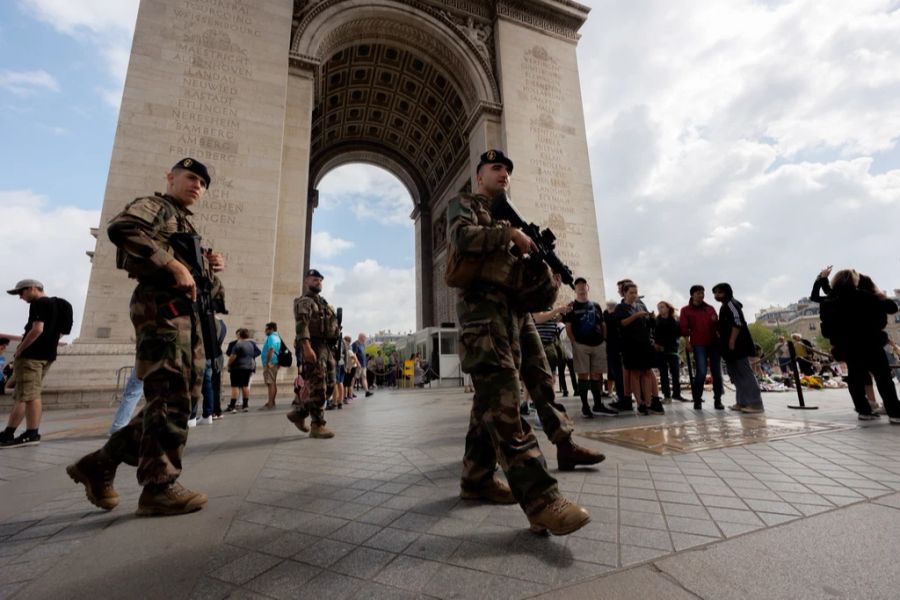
top-left (287, 269), bottom-right (339, 439)
top-left (447, 150), bottom-right (596, 536)
top-left (67, 158), bottom-right (222, 516)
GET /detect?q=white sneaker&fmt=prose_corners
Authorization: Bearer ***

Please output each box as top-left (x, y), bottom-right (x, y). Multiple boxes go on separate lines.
top-left (198, 416), bottom-right (213, 425)
top-left (187, 418), bottom-right (198, 428)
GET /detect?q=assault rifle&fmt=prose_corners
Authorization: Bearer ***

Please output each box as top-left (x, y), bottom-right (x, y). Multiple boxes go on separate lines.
top-left (169, 233), bottom-right (225, 364)
top-left (490, 191), bottom-right (576, 288)
top-left (334, 307), bottom-right (344, 361)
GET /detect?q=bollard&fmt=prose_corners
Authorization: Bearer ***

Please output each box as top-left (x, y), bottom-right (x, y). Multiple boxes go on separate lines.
top-left (787, 341), bottom-right (818, 410)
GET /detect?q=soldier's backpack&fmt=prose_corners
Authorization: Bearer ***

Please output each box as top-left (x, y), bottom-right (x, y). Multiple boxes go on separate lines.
top-left (276, 334), bottom-right (293, 367)
top-left (53, 297), bottom-right (74, 336)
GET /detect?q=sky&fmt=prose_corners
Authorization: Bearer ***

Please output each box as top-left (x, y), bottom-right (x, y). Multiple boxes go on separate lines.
top-left (0, 0), bottom-right (898, 339)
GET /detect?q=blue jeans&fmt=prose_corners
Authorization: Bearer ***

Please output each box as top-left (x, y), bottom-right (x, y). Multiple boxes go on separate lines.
top-left (109, 370), bottom-right (143, 434)
top-left (692, 345), bottom-right (723, 402)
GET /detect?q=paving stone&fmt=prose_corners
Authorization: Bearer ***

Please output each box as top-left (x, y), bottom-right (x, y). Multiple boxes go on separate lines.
top-left (618, 526), bottom-right (672, 551)
top-left (207, 552), bottom-right (282, 585)
top-left (404, 534), bottom-right (462, 561)
top-left (330, 521), bottom-right (383, 545)
top-left (620, 544), bottom-right (671, 567)
top-left (619, 498), bottom-right (662, 514)
top-left (671, 532), bottom-right (720, 551)
top-left (421, 564), bottom-right (495, 599)
top-left (357, 506), bottom-right (406, 527)
top-left (373, 555), bottom-right (443, 592)
top-left (390, 512), bottom-right (441, 533)
top-left (757, 512), bottom-right (800, 527)
top-left (656, 490), bottom-right (699, 504)
top-left (744, 499), bottom-right (801, 515)
top-left (332, 547), bottom-right (396, 579)
top-left (619, 486), bottom-right (658, 501)
top-left (293, 539), bottom-right (356, 568)
top-left (243, 560), bottom-right (321, 599)
top-left (706, 507), bottom-right (765, 526)
top-left (481, 576), bottom-right (551, 600)
top-left (299, 571), bottom-right (362, 600)
top-left (699, 494), bottom-right (748, 510)
top-left (187, 576), bottom-right (235, 600)
top-left (619, 510), bottom-right (666, 530)
top-left (661, 502), bottom-right (710, 520)
top-left (365, 527), bottom-right (420, 553)
top-left (565, 536), bottom-right (618, 567)
top-left (664, 515), bottom-right (721, 537)
top-left (448, 541), bottom-right (508, 575)
top-left (350, 581), bottom-right (432, 600)
top-left (568, 519), bottom-right (617, 542)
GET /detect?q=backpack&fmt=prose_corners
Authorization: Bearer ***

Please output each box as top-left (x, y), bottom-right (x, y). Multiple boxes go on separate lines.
top-left (53, 297), bottom-right (74, 336)
top-left (276, 334), bottom-right (293, 367)
top-left (575, 302), bottom-right (604, 343)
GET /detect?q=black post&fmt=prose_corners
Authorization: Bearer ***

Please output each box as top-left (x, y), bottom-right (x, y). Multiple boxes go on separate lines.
top-left (787, 341), bottom-right (818, 410)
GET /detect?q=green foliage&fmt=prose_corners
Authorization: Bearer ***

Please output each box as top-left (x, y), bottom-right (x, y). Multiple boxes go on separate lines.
top-left (748, 322), bottom-right (778, 356)
top-left (815, 334), bottom-right (832, 352)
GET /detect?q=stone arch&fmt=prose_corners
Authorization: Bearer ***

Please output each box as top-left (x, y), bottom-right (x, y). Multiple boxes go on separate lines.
top-left (291, 0), bottom-right (500, 110)
top-left (311, 145), bottom-right (424, 208)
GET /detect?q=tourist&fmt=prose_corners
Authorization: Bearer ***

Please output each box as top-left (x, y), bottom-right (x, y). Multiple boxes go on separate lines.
top-left (351, 333), bottom-right (374, 397)
top-left (260, 322), bottom-right (282, 409)
top-left (558, 326), bottom-right (577, 397)
top-left (563, 277), bottom-right (616, 418)
top-left (653, 301), bottom-right (683, 402)
top-left (679, 285), bottom-right (724, 410)
top-left (109, 369), bottom-right (143, 434)
top-left (604, 300), bottom-right (629, 410)
top-left (226, 328), bottom-right (259, 413)
top-left (711, 283), bottom-right (764, 414)
top-left (0, 280), bottom-right (71, 448)
top-left (819, 269), bottom-right (900, 422)
top-left (615, 283), bottom-right (663, 415)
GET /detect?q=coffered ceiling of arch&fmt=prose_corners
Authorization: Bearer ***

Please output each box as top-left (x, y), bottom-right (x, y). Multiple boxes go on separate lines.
top-left (310, 44), bottom-right (469, 200)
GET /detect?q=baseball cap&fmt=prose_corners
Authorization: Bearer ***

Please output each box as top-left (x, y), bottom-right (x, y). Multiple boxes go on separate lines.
top-left (6, 279), bottom-right (43, 295)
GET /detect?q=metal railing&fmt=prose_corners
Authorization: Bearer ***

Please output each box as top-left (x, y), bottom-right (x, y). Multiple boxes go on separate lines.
top-left (111, 365), bottom-right (134, 407)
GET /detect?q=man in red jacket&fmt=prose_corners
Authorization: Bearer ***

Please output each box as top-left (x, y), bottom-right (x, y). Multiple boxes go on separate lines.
top-left (679, 285), bottom-right (724, 410)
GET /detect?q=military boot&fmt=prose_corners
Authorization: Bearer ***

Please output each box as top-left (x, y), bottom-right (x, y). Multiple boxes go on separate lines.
top-left (309, 424), bottom-right (335, 439)
top-left (557, 439), bottom-right (606, 471)
top-left (527, 497), bottom-right (591, 535)
top-left (66, 450), bottom-right (120, 511)
top-left (136, 482), bottom-right (208, 517)
top-left (459, 478), bottom-right (517, 504)
top-left (286, 409), bottom-right (309, 432)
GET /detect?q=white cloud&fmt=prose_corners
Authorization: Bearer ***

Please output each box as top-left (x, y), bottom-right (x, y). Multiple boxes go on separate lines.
top-left (579, 0), bottom-right (900, 317)
top-left (318, 164), bottom-right (415, 227)
top-left (20, 0), bottom-right (139, 106)
top-left (311, 231), bottom-right (355, 258)
top-left (0, 69), bottom-right (59, 96)
top-left (316, 260), bottom-right (416, 337)
top-left (0, 190), bottom-right (100, 338)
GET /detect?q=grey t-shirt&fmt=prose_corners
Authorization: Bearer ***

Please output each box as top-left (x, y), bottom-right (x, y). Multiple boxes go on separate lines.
top-left (230, 340), bottom-right (260, 371)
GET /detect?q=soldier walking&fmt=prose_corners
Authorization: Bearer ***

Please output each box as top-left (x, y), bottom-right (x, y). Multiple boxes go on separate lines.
top-left (67, 158), bottom-right (223, 516)
top-left (287, 269), bottom-right (339, 439)
top-left (447, 149), bottom-right (596, 536)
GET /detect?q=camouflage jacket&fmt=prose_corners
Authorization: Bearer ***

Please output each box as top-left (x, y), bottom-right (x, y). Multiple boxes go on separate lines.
top-left (109, 192), bottom-right (202, 284)
top-left (446, 192), bottom-right (517, 289)
top-left (294, 291), bottom-right (340, 345)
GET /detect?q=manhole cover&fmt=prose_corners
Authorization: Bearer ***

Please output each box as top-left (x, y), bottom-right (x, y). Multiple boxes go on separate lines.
top-left (579, 417), bottom-right (853, 455)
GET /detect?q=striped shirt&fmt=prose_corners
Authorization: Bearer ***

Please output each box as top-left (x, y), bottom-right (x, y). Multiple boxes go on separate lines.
top-left (535, 319), bottom-right (561, 343)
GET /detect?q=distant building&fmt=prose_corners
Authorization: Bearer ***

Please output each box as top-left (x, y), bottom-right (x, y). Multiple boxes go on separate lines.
top-left (756, 289), bottom-right (900, 342)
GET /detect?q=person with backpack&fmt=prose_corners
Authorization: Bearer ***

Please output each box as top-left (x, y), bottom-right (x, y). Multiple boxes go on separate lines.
top-left (1, 279), bottom-right (71, 448)
top-left (563, 277), bottom-right (617, 418)
top-left (260, 322), bottom-right (284, 410)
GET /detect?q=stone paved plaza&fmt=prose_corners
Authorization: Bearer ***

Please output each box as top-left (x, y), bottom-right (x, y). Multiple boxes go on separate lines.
top-left (3, 386), bottom-right (900, 599)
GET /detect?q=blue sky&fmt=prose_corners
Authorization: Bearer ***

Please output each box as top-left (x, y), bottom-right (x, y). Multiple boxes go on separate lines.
top-left (1, 0), bottom-right (899, 338)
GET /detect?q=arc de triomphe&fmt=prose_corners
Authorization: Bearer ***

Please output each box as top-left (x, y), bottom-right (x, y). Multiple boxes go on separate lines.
top-left (58, 0), bottom-right (605, 393)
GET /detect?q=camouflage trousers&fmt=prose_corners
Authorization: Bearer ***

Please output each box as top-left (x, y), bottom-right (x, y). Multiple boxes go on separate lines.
top-left (104, 284), bottom-right (204, 486)
top-left (457, 290), bottom-right (570, 515)
top-left (290, 341), bottom-right (335, 426)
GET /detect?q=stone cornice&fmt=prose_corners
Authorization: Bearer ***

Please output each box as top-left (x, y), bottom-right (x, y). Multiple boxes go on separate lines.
top-left (496, 0), bottom-right (587, 41)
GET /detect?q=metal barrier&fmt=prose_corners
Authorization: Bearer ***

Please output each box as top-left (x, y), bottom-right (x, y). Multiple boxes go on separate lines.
top-left (111, 365), bottom-right (134, 407)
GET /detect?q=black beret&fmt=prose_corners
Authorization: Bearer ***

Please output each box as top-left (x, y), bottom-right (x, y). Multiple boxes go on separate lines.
top-left (173, 157), bottom-right (211, 188)
top-left (573, 277), bottom-right (587, 286)
top-left (306, 269), bottom-right (324, 279)
top-left (476, 149), bottom-right (514, 174)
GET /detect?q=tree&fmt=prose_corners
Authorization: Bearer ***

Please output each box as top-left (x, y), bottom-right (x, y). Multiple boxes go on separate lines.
top-left (748, 322), bottom-right (777, 356)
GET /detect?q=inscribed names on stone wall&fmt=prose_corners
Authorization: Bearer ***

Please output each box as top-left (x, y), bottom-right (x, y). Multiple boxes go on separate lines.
top-left (516, 44), bottom-right (582, 275)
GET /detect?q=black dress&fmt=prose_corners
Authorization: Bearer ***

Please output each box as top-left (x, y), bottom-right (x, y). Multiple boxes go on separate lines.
top-left (614, 302), bottom-right (655, 370)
